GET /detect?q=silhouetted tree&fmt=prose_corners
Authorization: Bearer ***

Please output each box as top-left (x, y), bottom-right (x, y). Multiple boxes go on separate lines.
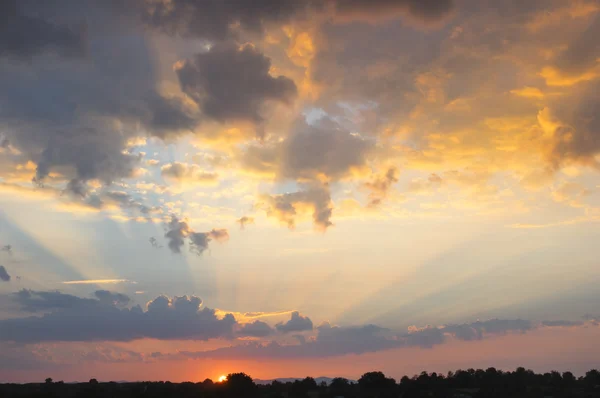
top-left (224, 372), bottom-right (258, 398)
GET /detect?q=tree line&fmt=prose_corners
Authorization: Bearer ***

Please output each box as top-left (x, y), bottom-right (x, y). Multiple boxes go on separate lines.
top-left (1, 367), bottom-right (600, 397)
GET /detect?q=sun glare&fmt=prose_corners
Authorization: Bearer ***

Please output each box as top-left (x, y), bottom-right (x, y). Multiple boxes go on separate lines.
top-left (218, 375), bottom-right (227, 383)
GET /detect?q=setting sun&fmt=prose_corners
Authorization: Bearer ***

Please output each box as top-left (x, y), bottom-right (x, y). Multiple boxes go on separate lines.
top-left (218, 375), bottom-right (227, 383)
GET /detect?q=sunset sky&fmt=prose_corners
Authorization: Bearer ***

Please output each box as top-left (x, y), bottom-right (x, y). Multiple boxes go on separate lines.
top-left (1, 0), bottom-right (600, 383)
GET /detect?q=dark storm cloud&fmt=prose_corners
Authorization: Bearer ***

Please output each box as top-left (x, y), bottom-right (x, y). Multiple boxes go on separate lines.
top-left (0, 291), bottom-right (237, 343)
top-left (0, 266), bottom-right (10, 282)
top-left (275, 311), bottom-right (314, 333)
top-left (164, 216), bottom-right (229, 255)
top-left (238, 320), bottom-right (275, 338)
top-left (0, 0), bottom-right (86, 59)
top-left (176, 43), bottom-right (297, 125)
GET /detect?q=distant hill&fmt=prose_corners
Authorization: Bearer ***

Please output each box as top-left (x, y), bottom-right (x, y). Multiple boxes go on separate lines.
top-left (254, 377), bottom-right (356, 385)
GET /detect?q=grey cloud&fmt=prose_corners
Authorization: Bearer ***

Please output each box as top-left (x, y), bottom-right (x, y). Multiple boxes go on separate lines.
top-left (1, 245), bottom-right (12, 255)
top-left (172, 322), bottom-right (402, 360)
top-left (242, 117), bottom-right (374, 182)
top-left (13, 289), bottom-right (104, 312)
top-left (403, 327), bottom-right (446, 348)
top-left (275, 311), bottom-right (314, 333)
top-left (161, 162), bottom-right (218, 185)
top-left (189, 229), bottom-right (230, 255)
top-left (0, 291), bottom-right (237, 343)
top-left (0, 266), bottom-right (10, 282)
top-left (0, 1), bottom-right (195, 194)
top-left (442, 319), bottom-right (532, 341)
top-left (364, 167), bottom-right (399, 206)
top-left (237, 216), bottom-right (255, 229)
top-left (548, 80), bottom-right (600, 166)
top-left (542, 320), bottom-right (584, 327)
top-left (281, 118), bottom-right (374, 181)
top-left (140, 0), bottom-right (318, 42)
top-left (149, 237), bottom-right (162, 249)
top-left (164, 216), bottom-right (229, 255)
top-left (238, 320), bottom-right (275, 338)
top-left (94, 290), bottom-right (131, 307)
top-left (0, 0), bottom-right (86, 59)
top-left (260, 184), bottom-right (333, 230)
top-left (139, 0), bottom-right (452, 44)
top-left (164, 216), bottom-right (192, 254)
top-left (332, 0), bottom-right (454, 23)
top-left (176, 43), bottom-right (297, 127)
top-left (554, 15), bottom-right (600, 75)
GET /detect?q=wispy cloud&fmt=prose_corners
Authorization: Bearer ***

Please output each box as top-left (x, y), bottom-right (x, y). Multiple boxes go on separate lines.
top-left (215, 309), bottom-right (296, 323)
top-left (62, 279), bottom-right (136, 285)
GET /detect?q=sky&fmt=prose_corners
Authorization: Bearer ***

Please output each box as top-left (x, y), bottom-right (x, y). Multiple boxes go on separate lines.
top-left (1, 0), bottom-right (600, 383)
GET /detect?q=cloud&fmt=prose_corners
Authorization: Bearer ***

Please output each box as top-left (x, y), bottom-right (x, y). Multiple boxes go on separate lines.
top-left (259, 184), bottom-right (333, 230)
top-left (242, 117), bottom-right (374, 182)
top-left (542, 320), bottom-right (584, 327)
top-left (161, 162), bottom-right (219, 186)
top-left (237, 216), bottom-right (255, 229)
top-left (0, 245), bottom-right (12, 255)
top-left (0, 0), bottom-right (86, 59)
top-left (164, 216), bottom-right (229, 255)
top-left (140, 0), bottom-right (316, 42)
top-left (173, 322), bottom-right (400, 360)
top-left (172, 317), bottom-right (546, 360)
top-left (0, 291), bottom-right (237, 343)
top-left (13, 289), bottom-right (101, 312)
top-left (138, 0), bottom-right (453, 45)
top-left (94, 290), bottom-right (131, 307)
top-left (542, 80), bottom-right (600, 167)
top-left (364, 167), bottom-right (399, 206)
top-left (275, 311), bottom-right (314, 333)
top-left (238, 320), bottom-right (275, 338)
top-left (331, 0), bottom-right (455, 24)
top-left (189, 229), bottom-right (230, 255)
top-left (176, 43), bottom-right (297, 128)
top-left (549, 15), bottom-right (600, 79)
top-left (442, 319), bottom-right (532, 341)
top-left (0, 1), bottom-right (195, 195)
top-left (551, 182), bottom-right (592, 208)
top-left (281, 119), bottom-right (374, 181)
top-left (62, 279), bottom-right (135, 285)
top-left (149, 237), bottom-right (162, 249)
top-left (0, 266), bottom-right (10, 282)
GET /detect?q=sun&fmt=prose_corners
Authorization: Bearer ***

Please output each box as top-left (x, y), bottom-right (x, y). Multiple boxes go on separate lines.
top-left (218, 375), bottom-right (227, 383)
